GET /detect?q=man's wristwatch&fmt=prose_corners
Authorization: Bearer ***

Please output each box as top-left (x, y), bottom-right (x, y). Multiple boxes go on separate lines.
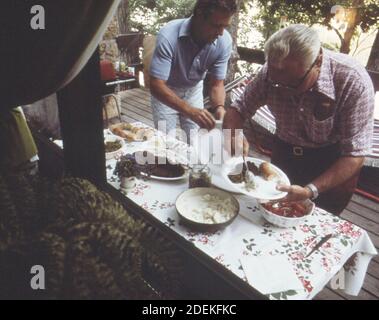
top-left (208, 104), bottom-right (224, 113)
top-left (305, 183), bottom-right (319, 200)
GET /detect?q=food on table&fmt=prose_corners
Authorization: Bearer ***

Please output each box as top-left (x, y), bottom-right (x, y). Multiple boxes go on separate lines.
top-left (262, 201), bottom-right (308, 218)
top-left (112, 127), bottom-right (137, 141)
top-left (247, 161), bottom-right (260, 176)
top-left (189, 165), bottom-right (212, 188)
top-left (228, 161), bottom-right (259, 184)
top-left (105, 140), bottom-right (123, 153)
top-left (110, 123), bottom-right (154, 141)
top-left (228, 173), bottom-right (243, 184)
top-left (259, 162), bottom-right (278, 181)
top-left (135, 128), bottom-right (154, 141)
top-left (133, 151), bottom-right (185, 178)
top-left (189, 194), bottom-right (236, 224)
top-left (244, 173), bottom-right (257, 191)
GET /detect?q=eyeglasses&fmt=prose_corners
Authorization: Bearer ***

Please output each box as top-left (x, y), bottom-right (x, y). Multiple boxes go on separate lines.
top-left (266, 51), bottom-right (321, 91)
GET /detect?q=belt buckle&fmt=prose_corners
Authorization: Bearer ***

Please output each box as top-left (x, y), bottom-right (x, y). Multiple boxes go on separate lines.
top-left (293, 146), bottom-right (304, 156)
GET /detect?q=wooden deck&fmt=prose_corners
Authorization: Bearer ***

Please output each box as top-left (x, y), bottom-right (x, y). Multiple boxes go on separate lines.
top-left (118, 88), bottom-right (379, 300)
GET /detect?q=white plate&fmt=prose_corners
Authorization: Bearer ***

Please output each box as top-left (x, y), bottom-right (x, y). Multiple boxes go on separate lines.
top-left (209, 164), bottom-right (240, 193)
top-left (140, 170), bottom-right (188, 181)
top-left (109, 123), bottom-right (154, 142)
top-left (220, 157), bottom-right (290, 201)
top-left (133, 148), bottom-right (188, 181)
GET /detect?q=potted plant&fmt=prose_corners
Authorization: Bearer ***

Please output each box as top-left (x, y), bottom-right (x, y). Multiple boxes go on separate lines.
top-left (114, 154), bottom-right (139, 189)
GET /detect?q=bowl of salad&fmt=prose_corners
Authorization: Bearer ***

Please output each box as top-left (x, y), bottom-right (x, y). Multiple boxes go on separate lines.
top-left (259, 199), bottom-right (315, 228)
top-left (105, 135), bottom-right (125, 160)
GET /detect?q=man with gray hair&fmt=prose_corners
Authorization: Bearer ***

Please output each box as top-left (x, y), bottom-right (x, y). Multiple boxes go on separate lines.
top-left (223, 24), bottom-right (375, 215)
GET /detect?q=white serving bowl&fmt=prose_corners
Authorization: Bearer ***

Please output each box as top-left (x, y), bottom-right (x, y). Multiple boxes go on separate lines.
top-left (105, 135), bottom-right (125, 160)
top-left (259, 199), bottom-right (315, 228)
top-left (176, 187), bottom-right (239, 232)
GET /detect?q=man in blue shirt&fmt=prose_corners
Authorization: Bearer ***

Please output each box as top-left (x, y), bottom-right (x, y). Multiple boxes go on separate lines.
top-left (150, 0), bottom-right (237, 140)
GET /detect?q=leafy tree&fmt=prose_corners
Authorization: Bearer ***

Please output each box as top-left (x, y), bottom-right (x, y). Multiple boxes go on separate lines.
top-left (124, 0), bottom-right (195, 34)
top-left (253, 0), bottom-right (379, 53)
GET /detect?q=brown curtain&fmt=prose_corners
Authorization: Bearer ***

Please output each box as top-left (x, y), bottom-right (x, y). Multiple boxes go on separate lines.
top-left (0, 0), bottom-right (121, 111)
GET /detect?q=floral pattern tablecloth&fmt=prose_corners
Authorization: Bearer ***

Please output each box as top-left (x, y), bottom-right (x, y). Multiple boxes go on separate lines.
top-left (105, 126), bottom-right (377, 300)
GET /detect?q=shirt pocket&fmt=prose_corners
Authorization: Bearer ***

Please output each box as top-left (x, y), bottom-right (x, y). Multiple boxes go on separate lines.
top-left (303, 114), bottom-right (335, 144)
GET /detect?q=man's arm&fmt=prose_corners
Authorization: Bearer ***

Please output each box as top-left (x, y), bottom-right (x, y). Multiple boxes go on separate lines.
top-left (222, 67), bottom-right (269, 156)
top-left (207, 77), bottom-right (226, 120)
top-left (149, 33), bottom-right (215, 130)
top-left (312, 156), bottom-right (364, 193)
top-left (279, 75), bottom-right (375, 202)
top-left (222, 107), bottom-right (249, 156)
top-left (278, 156), bottom-right (364, 201)
top-left (150, 76), bottom-right (215, 130)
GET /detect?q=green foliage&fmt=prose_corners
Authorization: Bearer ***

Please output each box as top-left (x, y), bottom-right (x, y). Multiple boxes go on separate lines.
top-left (114, 154), bottom-right (140, 178)
top-left (254, 0), bottom-right (379, 40)
top-left (129, 0), bottom-right (196, 34)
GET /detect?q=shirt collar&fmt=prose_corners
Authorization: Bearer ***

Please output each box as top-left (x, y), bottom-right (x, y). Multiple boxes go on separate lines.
top-left (312, 49), bottom-right (336, 101)
top-left (179, 17), bottom-right (192, 38)
top-left (178, 16), bottom-right (218, 46)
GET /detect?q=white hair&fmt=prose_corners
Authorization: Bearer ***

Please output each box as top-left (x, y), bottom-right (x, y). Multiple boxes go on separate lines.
top-left (264, 24), bottom-right (321, 69)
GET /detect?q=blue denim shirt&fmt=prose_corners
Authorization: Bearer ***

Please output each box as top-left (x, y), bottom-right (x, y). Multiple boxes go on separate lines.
top-left (150, 17), bottom-right (232, 89)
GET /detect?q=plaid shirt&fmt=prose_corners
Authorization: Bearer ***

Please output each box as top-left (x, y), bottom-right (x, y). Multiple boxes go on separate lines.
top-left (232, 49), bottom-right (375, 157)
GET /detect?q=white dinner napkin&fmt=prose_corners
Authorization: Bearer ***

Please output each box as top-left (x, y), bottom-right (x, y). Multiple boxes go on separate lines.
top-left (240, 254), bottom-right (304, 295)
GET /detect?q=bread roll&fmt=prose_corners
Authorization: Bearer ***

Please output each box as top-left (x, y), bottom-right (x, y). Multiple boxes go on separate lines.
top-left (259, 162), bottom-right (277, 181)
top-left (112, 127), bottom-right (136, 141)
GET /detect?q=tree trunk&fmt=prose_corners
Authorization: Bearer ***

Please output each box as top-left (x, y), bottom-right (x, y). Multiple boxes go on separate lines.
top-left (237, 47), bottom-right (265, 65)
top-left (226, 0), bottom-right (242, 85)
top-left (367, 30), bottom-right (379, 72)
top-left (367, 30), bottom-right (379, 91)
top-left (222, 0), bottom-right (242, 106)
top-left (117, 0), bottom-right (130, 34)
top-left (340, 0), bottom-right (363, 53)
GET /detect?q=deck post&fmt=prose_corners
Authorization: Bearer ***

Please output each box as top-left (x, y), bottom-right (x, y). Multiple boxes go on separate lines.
top-left (56, 50), bottom-right (106, 187)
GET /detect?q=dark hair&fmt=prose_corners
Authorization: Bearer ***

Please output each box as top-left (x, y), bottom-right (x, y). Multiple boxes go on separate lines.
top-left (193, 0), bottom-right (237, 18)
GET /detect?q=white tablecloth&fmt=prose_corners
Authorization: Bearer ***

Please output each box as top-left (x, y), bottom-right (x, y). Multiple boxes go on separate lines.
top-left (105, 126), bottom-right (378, 300)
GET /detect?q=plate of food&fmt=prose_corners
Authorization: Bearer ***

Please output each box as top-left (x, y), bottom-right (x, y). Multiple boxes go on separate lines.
top-left (105, 135), bottom-right (125, 160)
top-left (133, 150), bottom-right (188, 181)
top-left (221, 157), bottom-right (290, 200)
top-left (176, 187), bottom-right (239, 232)
top-left (110, 122), bottom-right (154, 142)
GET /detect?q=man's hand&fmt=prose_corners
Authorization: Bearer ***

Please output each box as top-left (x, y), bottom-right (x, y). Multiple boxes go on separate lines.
top-left (223, 107), bottom-right (249, 156)
top-left (214, 106), bottom-right (226, 120)
top-left (276, 184), bottom-right (313, 202)
top-left (188, 107), bottom-right (216, 130)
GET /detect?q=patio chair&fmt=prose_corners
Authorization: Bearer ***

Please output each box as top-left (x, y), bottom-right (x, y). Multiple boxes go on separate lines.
top-left (115, 33), bottom-right (144, 89)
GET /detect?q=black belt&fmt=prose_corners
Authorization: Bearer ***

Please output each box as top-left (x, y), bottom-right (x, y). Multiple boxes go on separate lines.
top-left (275, 138), bottom-right (340, 158)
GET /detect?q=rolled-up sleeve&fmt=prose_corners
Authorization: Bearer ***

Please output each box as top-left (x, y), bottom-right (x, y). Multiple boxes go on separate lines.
top-left (230, 65), bottom-right (268, 119)
top-left (149, 34), bottom-right (173, 81)
top-left (337, 79), bottom-right (375, 157)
